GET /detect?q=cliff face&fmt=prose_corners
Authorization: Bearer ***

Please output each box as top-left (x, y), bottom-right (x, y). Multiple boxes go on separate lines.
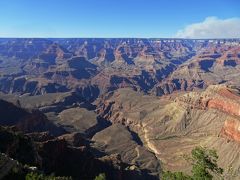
top-left (174, 85), bottom-right (240, 143)
top-left (172, 85), bottom-right (240, 113)
top-left (221, 119), bottom-right (240, 142)
top-left (208, 99), bottom-right (240, 117)
top-left (207, 88), bottom-right (240, 117)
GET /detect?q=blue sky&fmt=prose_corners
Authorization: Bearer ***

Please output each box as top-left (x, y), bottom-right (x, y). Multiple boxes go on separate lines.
top-left (0, 0), bottom-right (240, 38)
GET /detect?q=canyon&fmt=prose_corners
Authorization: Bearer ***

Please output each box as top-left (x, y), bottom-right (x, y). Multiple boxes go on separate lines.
top-left (0, 38), bottom-right (240, 179)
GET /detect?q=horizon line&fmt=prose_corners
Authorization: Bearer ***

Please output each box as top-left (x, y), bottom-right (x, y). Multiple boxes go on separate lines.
top-left (0, 37), bottom-right (240, 40)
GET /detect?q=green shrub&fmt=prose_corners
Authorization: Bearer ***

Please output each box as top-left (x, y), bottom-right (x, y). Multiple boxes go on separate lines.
top-left (25, 172), bottom-right (72, 180)
top-left (94, 173), bottom-right (106, 180)
top-left (191, 146), bottom-right (223, 180)
top-left (162, 146), bottom-right (223, 180)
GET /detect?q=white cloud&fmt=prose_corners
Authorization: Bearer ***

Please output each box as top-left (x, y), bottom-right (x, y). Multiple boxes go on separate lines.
top-left (175, 17), bottom-right (240, 39)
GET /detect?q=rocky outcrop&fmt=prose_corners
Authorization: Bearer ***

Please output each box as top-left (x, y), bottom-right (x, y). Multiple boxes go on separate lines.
top-left (174, 85), bottom-right (240, 116)
top-left (0, 126), bottom-right (38, 166)
top-left (208, 98), bottom-right (240, 117)
top-left (0, 125), bottom-right (153, 180)
top-left (37, 138), bottom-right (124, 179)
top-left (220, 119), bottom-right (240, 142)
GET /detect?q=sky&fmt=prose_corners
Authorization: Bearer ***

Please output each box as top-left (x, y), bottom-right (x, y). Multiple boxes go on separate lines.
top-left (0, 0), bottom-right (240, 38)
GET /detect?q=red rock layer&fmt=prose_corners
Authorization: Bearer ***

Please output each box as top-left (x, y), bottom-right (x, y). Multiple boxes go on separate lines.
top-left (220, 119), bottom-right (240, 142)
top-left (207, 98), bottom-right (240, 117)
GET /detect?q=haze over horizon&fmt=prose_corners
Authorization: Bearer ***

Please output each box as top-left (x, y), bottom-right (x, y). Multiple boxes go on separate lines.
top-left (0, 0), bottom-right (240, 38)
